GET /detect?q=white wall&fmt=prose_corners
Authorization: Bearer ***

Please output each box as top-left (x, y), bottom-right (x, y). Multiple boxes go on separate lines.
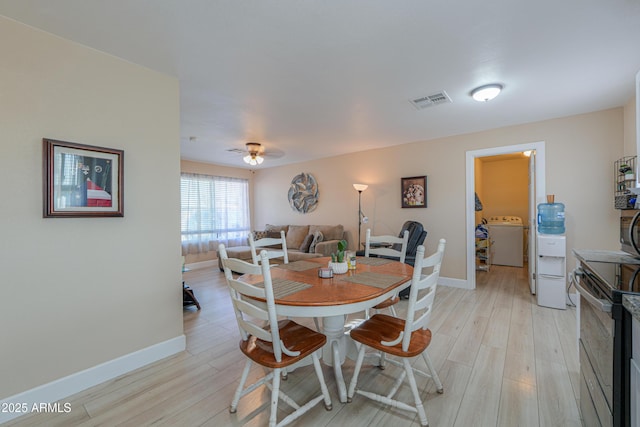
top-left (624, 94), bottom-right (637, 156)
top-left (253, 108), bottom-right (624, 283)
top-left (0, 16), bottom-right (183, 405)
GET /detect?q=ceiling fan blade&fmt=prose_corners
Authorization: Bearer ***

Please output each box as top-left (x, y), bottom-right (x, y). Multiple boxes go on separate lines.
top-left (225, 148), bottom-right (245, 155)
top-left (262, 148), bottom-right (285, 159)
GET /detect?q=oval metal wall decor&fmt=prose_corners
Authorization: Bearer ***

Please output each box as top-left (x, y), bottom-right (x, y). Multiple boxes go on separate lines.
top-left (288, 172), bottom-right (318, 213)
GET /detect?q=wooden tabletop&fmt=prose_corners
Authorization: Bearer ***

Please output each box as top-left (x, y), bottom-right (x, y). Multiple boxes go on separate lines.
top-left (239, 256), bottom-right (413, 308)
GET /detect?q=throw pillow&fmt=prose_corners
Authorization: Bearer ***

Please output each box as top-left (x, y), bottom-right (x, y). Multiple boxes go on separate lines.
top-left (253, 230), bottom-right (268, 240)
top-left (309, 231), bottom-right (324, 254)
top-left (299, 234), bottom-right (314, 253)
top-left (286, 225), bottom-right (310, 249)
top-left (309, 225), bottom-right (344, 242)
top-left (265, 224), bottom-right (289, 234)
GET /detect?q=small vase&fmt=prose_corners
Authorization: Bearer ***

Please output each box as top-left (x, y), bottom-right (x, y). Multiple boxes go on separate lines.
top-left (328, 261), bottom-right (348, 274)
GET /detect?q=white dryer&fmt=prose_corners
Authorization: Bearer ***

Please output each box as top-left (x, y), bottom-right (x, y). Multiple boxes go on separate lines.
top-left (487, 216), bottom-right (524, 267)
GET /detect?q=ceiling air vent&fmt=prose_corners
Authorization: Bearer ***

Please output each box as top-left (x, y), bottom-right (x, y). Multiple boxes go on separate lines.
top-left (226, 148), bottom-right (245, 154)
top-left (410, 91), bottom-right (452, 110)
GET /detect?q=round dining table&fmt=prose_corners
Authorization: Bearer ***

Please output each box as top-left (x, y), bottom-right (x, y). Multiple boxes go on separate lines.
top-left (239, 256), bottom-right (413, 403)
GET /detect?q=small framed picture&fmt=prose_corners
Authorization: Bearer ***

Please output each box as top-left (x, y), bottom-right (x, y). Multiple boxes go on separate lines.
top-left (401, 176), bottom-right (427, 208)
top-left (43, 138), bottom-right (124, 217)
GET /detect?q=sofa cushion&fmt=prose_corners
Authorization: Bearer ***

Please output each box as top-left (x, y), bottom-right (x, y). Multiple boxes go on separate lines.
top-left (309, 225), bottom-right (344, 242)
top-left (299, 234), bottom-right (314, 252)
top-left (217, 245), bottom-right (253, 271)
top-left (287, 250), bottom-right (323, 262)
top-left (286, 225), bottom-right (310, 249)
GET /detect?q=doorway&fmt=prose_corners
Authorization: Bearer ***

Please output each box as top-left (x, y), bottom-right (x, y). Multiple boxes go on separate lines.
top-left (465, 142), bottom-right (546, 290)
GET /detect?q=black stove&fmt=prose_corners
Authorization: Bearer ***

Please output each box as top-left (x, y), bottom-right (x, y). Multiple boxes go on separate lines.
top-left (574, 249), bottom-right (640, 427)
top-left (576, 250), bottom-right (640, 300)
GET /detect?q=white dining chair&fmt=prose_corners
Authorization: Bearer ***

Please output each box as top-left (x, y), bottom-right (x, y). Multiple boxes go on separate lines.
top-left (219, 244), bottom-right (332, 427)
top-left (249, 230), bottom-right (289, 265)
top-left (364, 228), bottom-right (409, 317)
top-left (347, 239), bottom-right (446, 427)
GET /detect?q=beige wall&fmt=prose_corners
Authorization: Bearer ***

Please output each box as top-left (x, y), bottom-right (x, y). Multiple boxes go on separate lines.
top-left (254, 108), bottom-right (624, 281)
top-left (478, 157), bottom-right (529, 223)
top-left (624, 94), bottom-right (637, 157)
top-left (0, 18), bottom-right (182, 399)
top-left (180, 160), bottom-right (254, 264)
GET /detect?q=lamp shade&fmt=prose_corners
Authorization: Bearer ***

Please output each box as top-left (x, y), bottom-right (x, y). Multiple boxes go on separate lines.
top-left (243, 154), bottom-right (264, 165)
top-left (471, 84), bottom-right (503, 102)
top-left (353, 183), bottom-right (368, 192)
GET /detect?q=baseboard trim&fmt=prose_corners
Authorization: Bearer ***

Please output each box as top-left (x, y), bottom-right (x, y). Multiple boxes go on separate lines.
top-left (439, 276), bottom-right (471, 290)
top-left (0, 335), bottom-right (186, 424)
top-left (185, 259), bottom-right (216, 270)
top-left (567, 291), bottom-right (578, 307)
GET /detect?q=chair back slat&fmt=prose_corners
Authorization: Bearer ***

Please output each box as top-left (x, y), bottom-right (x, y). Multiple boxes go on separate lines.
top-left (219, 244), bottom-right (285, 362)
top-left (222, 255), bottom-right (262, 278)
top-left (365, 229), bottom-right (409, 264)
top-left (228, 279), bottom-right (267, 300)
top-left (249, 230), bottom-right (289, 265)
top-left (412, 283), bottom-right (436, 312)
top-left (401, 239), bottom-right (446, 352)
top-left (233, 297), bottom-right (269, 322)
top-left (237, 317), bottom-right (272, 342)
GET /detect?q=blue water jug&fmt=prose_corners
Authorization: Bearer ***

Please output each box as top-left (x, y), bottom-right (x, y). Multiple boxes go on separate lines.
top-left (537, 202), bottom-right (565, 234)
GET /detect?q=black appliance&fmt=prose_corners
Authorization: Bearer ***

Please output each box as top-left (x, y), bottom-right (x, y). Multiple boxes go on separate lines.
top-left (620, 210), bottom-right (640, 258)
top-left (356, 220), bottom-right (427, 266)
top-left (357, 221), bottom-right (427, 298)
top-left (393, 220), bottom-right (428, 267)
top-left (574, 250), bottom-right (640, 427)
top-left (395, 221), bottom-right (427, 298)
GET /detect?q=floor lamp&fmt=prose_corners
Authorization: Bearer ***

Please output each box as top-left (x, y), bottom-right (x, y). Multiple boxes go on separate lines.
top-left (353, 184), bottom-right (368, 249)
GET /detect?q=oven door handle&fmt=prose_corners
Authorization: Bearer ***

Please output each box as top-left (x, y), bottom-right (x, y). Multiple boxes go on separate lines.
top-left (575, 281), bottom-right (612, 313)
top-left (630, 211), bottom-right (640, 255)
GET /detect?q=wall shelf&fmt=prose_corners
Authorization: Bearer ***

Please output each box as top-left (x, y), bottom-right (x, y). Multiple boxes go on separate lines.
top-left (475, 235), bottom-right (491, 272)
top-left (615, 156), bottom-right (637, 209)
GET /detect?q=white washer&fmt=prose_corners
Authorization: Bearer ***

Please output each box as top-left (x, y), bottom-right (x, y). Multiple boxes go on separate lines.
top-left (487, 216), bottom-right (524, 267)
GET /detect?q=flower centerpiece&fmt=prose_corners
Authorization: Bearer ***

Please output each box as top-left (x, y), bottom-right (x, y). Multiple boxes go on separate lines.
top-left (329, 239), bottom-right (349, 274)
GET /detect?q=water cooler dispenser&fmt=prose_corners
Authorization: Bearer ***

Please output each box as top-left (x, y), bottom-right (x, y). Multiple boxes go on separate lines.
top-left (536, 234), bottom-right (566, 309)
top-left (536, 195), bottom-right (566, 309)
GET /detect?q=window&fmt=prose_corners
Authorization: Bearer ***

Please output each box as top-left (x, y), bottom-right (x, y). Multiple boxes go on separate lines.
top-left (180, 173), bottom-right (250, 254)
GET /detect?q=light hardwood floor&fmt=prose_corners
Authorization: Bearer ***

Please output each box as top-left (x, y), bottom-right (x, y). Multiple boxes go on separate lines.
top-left (7, 264), bottom-right (581, 426)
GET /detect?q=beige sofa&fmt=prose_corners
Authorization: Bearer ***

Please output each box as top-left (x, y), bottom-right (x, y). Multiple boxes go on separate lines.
top-left (218, 224), bottom-right (346, 270)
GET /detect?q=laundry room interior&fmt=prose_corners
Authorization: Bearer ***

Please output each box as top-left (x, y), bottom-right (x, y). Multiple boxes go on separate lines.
top-left (474, 152), bottom-right (530, 276)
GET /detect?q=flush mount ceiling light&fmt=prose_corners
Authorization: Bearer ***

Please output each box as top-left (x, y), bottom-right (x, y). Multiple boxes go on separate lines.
top-left (470, 84), bottom-right (503, 102)
top-left (243, 142), bottom-right (264, 166)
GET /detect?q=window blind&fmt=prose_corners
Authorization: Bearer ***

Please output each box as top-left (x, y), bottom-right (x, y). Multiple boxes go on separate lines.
top-left (180, 173), bottom-right (250, 254)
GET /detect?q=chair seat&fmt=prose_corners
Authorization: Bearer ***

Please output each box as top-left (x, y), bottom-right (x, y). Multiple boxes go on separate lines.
top-left (349, 314), bottom-right (432, 358)
top-left (240, 319), bottom-right (326, 369)
top-left (372, 296), bottom-right (399, 310)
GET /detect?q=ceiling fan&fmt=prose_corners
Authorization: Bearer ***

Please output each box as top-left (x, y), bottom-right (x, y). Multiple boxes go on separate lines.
top-left (226, 142), bottom-right (284, 166)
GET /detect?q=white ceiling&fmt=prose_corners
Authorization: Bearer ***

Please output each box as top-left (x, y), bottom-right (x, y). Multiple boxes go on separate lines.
top-left (2, 1), bottom-right (640, 169)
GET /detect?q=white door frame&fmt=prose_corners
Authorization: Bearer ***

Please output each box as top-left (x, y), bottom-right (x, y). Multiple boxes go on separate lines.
top-left (528, 152), bottom-right (537, 294)
top-left (465, 141), bottom-right (546, 290)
